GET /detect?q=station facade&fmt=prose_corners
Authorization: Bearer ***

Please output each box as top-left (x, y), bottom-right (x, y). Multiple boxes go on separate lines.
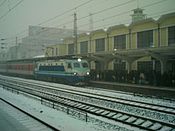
top-left (46, 12), bottom-right (175, 85)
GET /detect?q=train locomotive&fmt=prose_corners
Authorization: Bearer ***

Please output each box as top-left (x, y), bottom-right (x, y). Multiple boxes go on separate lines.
top-left (0, 58), bottom-right (90, 85)
top-left (35, 59), bottom-right (90, 85)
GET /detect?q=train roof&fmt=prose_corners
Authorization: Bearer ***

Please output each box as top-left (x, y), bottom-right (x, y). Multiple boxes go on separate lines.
top-left (1, 54), bottom-right (87, 63)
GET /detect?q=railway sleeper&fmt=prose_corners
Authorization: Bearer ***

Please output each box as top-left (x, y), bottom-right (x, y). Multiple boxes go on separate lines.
top-left (106, 112), bottom-right (116, 117)
top-left (77, 104), bottom-right (86, 108)
top-left (74, 103), bottom-right (82, 107)
top-left (140, 120), bottom-right (153, 128)
top-left (133, 118), bottom-right (145, 125)
top-left (95, 109), bottom-right (105, 114)
top-left (117, 115), bottom-right (129, 121)
top-left (100, 111), bottom-right (110, 115)
top-left (149, 123), bottom-right (162, 130)
top-left (158, 126), bottom-right (172, 131)
top-left (81, 106), bottom-right (90, 110)
top-left (125, 117), bottom-right (137, 124)
top-left (112, 113), bottom-right (123, 119)
top-left (87, 107), bottom-right (95, 110)
top-left (90, 108), bottom-right (99, 112)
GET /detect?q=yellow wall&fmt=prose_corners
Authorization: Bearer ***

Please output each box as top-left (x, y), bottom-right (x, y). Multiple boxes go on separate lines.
top-left (45, 12), bottom-right (175, 72)
top-left (160, 28), bottom-right (167, 46)
top-left (108, 62), bottom-right (113, 70)
top-left (130, 20), bottom-right (158, 49)
top-left (64, 37), bottom-right (74, 45)
top-left (77, 34), bottom-right (89, 54)
top-left (154, 30), bottom-right (158, 47)
top-left (91, 30), bottom-right (107, 53)
top-left (159, 16), bottom-right (175, 47)
top-left (57, 44), bottom-right (67, 56)
top-left (110, 26), bottom-right (128, 37)
top-left (131, 32), bottom-right (137, 49)
top-left (45, 46), bottom-right (53, 57)
top-left (109, 25), bottom-right (128, 50)
top-left (45, 44), bottom-right (67, 57)
top-left (159, 16), bottom-right (175, 27)
top-left (130, 20), bottom-right (157, 32)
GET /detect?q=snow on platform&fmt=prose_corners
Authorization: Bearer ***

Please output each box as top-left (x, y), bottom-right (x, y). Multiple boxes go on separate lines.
top-left (0, 86), bottom-right (135, 131)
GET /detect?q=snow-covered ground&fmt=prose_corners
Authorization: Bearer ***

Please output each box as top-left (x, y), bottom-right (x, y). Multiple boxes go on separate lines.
top-left (0, 85), bottom-right (138, 131)
top-left (2, 75), bottom-right (175, 108)
top-left (19, 76), bottom-right (175, 108)
top-left (1, 75), bottom-right (174, 131)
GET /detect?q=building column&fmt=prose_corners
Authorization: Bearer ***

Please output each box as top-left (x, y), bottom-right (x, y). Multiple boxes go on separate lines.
top-left (160, 58), bottom-right (168, 74)
top-left (145, 51), bottom-right (168, 74)
top-left (126, 58), bottom-right (137, 73)
top-left (127, 60), bottom-right (133, 73)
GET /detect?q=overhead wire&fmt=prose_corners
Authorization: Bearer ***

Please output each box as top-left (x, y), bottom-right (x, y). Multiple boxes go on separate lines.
top-left (0, 0), bottom-right (7, 8)
top-left (0, 0), bottom-right (24, 21)
top-left (42, 0), bottom-right (136, 33)
top-left (78, 0), bottom-right (136, 21)
top-left (3, 0), bottom-right (174, 46)
top-left (3, 0), bottom-right (135, 40)
top-left (142, 0), bottom-right (169, 8)
top-left (33, 0), bottom-right (136, 37)
top-left (78, 0), bottom-right (171, 30)
top-left (93, 7), bottom-right (175, 31)
top-left (43, 0), bottom-right (169, 31)
top-left (21, 0), bottom-right (94, 39)
top-left (38, 0), bottom-right (93, 26)
top-left (4, 0), bottom-right (94, 45)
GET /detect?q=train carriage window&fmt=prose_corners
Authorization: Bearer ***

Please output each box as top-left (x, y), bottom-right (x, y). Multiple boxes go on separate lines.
top-left (24, 65), bottom-right (26, 70)
top-left (22, 65), bottom-right (24, 70)
top-left (15, 65), bottom-right (17, 70)
top-left (30, 64), bottom-right (32, 71)
top-left (17, 65), bottom-right (19, 70)
top-left (25, 65), bottom-right (29, 70)
top-left (28, 65), bottom-right (30, 70)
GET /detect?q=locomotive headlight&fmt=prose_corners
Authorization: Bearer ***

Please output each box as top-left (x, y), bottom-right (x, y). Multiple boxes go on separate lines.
top-left (73, 72), bottom-right (78, 75)
top-left (86, 72), bottom-right (90, 75)
top-left (77, 58), bottom-right (81, 62)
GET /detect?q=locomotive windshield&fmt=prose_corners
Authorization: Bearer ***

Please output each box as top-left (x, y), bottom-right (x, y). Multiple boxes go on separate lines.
top-left (82, 62), bottom-right (88, 68)
top-left (73, 62), bottom-right (80, 68)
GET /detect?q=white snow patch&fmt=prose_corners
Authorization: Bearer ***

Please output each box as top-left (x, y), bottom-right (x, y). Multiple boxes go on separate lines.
top-left (0, 86), bottom-right (136, 131)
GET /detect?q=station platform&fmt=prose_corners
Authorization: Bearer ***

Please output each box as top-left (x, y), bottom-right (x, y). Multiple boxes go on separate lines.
top-left (89, 81), bottom-right (175, 99)
top-left (0, 100), bottom-right (30, 131)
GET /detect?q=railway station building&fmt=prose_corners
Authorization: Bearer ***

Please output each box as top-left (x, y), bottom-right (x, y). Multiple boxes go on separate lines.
top-left (45, 10), bottom-right (175, 86)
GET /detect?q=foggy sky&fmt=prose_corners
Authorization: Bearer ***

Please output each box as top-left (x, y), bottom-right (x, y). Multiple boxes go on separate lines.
top-left (0, 0), bottom-right (175, 45)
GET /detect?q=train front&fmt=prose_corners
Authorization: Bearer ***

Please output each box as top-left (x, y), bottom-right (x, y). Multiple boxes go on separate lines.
top-left (70, 59), bottom-right (90, 86)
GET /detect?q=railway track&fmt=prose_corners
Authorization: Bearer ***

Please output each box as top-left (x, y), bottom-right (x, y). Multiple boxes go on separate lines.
top-left (0, 98), bottom-right (58, 131)
top-left (0, 75), bottom-right (175, 131)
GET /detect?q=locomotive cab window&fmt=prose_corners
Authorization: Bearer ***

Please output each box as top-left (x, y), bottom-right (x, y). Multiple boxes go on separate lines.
top-left (67, 63), bottom-right (72, 69)
top-left (82, 62), bottom-right (88, 68)
top-left (73, 62), bottom-right (80, 68)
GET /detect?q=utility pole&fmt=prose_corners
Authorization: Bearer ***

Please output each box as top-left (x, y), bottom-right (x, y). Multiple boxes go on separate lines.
top-left (137, 0), bottom-right (139, 8)
top-left (73, 12), bottom-right (77, 55)
top-left (89, 13), bottom-right (93, 31)
top-left (16, 36), bottom-right (17, 59)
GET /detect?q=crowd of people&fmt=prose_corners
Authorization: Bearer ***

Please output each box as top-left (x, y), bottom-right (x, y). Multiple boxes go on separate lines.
top-left (90, 69), bottom-right (175, 87)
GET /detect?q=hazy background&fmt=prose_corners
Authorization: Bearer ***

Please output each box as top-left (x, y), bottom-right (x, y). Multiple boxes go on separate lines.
top-left (0, 0), bottom-right (175, 45)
